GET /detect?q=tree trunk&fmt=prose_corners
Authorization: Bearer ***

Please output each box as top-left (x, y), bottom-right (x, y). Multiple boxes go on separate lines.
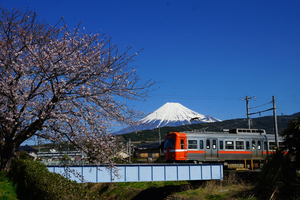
top-left (0, 142), bottom-right (17, 171)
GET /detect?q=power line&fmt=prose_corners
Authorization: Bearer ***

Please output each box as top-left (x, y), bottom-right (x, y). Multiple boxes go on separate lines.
top-left (151, 94), bottom-right (242, 100)
top-left (250, 101), bottom-right (272, 109)
top-left (149, 94), bottom-right (300, 110)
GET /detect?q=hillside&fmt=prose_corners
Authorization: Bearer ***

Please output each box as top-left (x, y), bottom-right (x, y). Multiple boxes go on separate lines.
top-left (122, 112), bottom-right (300, 142)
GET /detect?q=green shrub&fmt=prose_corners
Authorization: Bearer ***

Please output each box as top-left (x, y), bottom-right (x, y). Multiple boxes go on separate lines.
top-left (9, 157), bottom-right (99, 200)
top-left (255, 151), bottom-right (300, 199)
top-left (154, 156), bottom-right (164, 163)
top-left (0, 171), bottom-right (18, 200)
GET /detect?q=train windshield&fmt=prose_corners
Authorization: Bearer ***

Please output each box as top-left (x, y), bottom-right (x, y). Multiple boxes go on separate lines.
top-left (164, 139), bottom-right (175, 149)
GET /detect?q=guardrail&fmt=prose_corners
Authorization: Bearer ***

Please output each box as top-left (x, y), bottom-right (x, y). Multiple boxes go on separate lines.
top-left (47, 163), bottom-right (223, 183)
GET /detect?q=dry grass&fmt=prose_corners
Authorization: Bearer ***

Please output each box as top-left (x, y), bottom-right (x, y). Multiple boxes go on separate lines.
top-left (171, 173), bottom-right (256, 200)
top-left (90, 173), bottom-right (257, 200)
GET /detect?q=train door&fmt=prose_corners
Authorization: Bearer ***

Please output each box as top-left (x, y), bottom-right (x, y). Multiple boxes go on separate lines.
top-left (251, 140), bottom-right (263, 158)
top-left (205, 138), bottom-right (218, 159)
top-left (178, 136), bottom-right (187, 159)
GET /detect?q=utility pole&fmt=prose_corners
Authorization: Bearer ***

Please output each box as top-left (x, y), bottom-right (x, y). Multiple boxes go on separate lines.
top-left (246, 96), bottom-right (251, 129)
top-left (127, 138), bottom-right (131, 163)
top-left (159, 127), bottom-right (161, 145)
top-left (158, 127), bottom-right (162, 157)
top-left (156, 111), bottom-right (162, 156)
top-left (273, 96), bottom-right (279, 148)
top-left (241, 96), bottom-right (256, 129)
top-left (129, 138), bottom-right (131, 163)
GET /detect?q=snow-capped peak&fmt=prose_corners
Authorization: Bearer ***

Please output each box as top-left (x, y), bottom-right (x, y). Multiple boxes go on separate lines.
top-left (113, 102), bottom-right (221, 134)
top-left (141, 102), bottom-right (206, 127)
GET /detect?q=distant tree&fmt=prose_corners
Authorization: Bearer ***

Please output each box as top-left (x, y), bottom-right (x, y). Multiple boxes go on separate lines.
top-left (284, 116), bottom-right (300, 168)
top-left (0, 7), bottom-right (155, 171)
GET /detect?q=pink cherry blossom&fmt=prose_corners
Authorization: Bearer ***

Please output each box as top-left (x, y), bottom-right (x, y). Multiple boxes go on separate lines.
top-left (0, 7), bottom-right (156, 171)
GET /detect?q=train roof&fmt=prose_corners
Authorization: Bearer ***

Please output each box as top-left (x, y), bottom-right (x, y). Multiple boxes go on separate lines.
top-left (177, 128), bottom-right (267, 136)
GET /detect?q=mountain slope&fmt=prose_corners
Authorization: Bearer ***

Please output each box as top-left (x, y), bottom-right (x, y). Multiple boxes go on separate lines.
top-left (122, 112), bottom-right (300, 142)
top-left (114, 102), bottom-right (221, 134)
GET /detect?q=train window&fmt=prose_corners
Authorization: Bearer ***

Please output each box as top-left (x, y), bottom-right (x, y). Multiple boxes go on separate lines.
top-left (181, 139), bottom-right (184, 149)
top-left (252, 141), bottom-right (256, 150)
top-left (188, 140), bottom-right (197, 149)
top-left (264, 142), bottom-right (267, 150)
top-left (246, 141), bottom-right (250, 150)
top-left (199, 140), bottom-right (204, 149)
top-left (268, 142), bottom-right (286, 150)
top-left (235, 141), bottom-right (244, 150)
top-left (225, 141), bottom-right (234, 149)
top-left (257, 141), bottom-right (261, 150)
top-left (206, 140), bottom-right (210, 149)
top-left (269, 142), bottom-right (276, 150)
top-left (219, 140), bottom-right (224, 150)
top-left (169, 139), bottom-right (175, 149)
top-left (213, 140), bottom-right (217, 149)
top-left (164, 140), bottom-right (169, 149)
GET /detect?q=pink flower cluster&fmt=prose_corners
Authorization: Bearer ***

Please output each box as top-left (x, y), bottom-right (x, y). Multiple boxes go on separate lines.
top-left (0, 7), bottom-right (156, 170)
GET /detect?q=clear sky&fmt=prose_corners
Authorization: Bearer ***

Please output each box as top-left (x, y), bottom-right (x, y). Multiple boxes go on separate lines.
top-left (1, 1), bottom-right (300, 125)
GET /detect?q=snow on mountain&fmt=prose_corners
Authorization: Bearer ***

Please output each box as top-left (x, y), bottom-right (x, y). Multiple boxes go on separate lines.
top-left (114, 102), bottom-right (221, 134)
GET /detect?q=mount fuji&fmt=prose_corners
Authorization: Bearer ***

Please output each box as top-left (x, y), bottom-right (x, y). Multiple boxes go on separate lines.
top-left (114, 102), bottom-right (221, 134)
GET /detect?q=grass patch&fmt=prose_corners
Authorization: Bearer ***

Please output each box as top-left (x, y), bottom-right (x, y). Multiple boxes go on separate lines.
top-left (91, 181), bottom-right (194, 200)
top-left (174, 180), bottom-right (254, 200)
top-left (0, 172), bottom-right (18, 200)
top-left (114, 180), bottom-right (190, 189)
top-left (92, 178), bottom-right (255, 200)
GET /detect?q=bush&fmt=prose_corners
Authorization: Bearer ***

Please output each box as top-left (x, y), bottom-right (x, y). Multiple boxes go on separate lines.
top-left (9, 156), bottom-right (99, 200)
top-left (255, 151), bottom-right (300, 199)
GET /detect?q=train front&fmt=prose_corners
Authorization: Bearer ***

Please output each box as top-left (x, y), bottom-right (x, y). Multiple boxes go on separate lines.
top-left (164, 132), bottom-right (187, 162)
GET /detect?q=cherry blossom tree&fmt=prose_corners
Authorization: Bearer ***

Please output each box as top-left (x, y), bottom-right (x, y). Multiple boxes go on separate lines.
top-left (0, 7), bottom-right (155, 171)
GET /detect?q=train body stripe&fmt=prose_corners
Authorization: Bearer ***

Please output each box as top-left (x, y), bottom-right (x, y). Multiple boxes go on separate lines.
top-left (218, 151), bottom-right (251, 154)
top-left (187, 150), bottom-right (205, 154)
top-left (169, 149), bottom-right (187, 152)
top-left (263, 151), bottom-right (287, 155)
top-left (168, 150), bottom-right (286, 155)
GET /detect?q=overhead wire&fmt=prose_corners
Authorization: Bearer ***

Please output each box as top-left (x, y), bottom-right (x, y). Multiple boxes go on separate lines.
top-left (250, 101), bottom-right (272, 109)
top-left (148, 94), bottom-right (299, 118)
top-left (151, 94), bottom-right (299, 109)
top-left (151, 94), bottom-right (242, 101)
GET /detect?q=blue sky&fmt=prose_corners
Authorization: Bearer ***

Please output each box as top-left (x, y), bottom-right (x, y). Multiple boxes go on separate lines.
top-left (2, 0), bottom-right (300, 125)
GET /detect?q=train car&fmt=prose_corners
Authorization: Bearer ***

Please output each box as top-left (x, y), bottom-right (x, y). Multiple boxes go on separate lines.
top-left (164, 128), bottom-right (285, 169)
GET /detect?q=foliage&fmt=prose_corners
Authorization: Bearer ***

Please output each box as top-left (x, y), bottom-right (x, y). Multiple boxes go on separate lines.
top-left (154, 156), bottom-right (164, 163)
top-left (0, 171), bottom-right (18, 200)
top-left (254, 116), bottom-right (300, 199)
top-left (9, 156), bottom-right (101, 200)
top-left (284, 116), bottom-right (300, 168)
top-left (60, 154), bottom-right (72, 166)
top-left (0, 6), bottom-right (155, 171)
top-left (255, 151), bottom-right (299, 199)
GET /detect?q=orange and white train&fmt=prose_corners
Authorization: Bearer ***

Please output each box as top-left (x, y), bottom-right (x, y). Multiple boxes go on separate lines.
top-left (163, 128), bottom-right (285, 168)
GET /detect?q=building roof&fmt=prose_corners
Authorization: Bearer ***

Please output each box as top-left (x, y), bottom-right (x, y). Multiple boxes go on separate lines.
top-left (17, 145), bottom-right (37, 152)
top-left (135, 142), bottom-right (163, 150)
